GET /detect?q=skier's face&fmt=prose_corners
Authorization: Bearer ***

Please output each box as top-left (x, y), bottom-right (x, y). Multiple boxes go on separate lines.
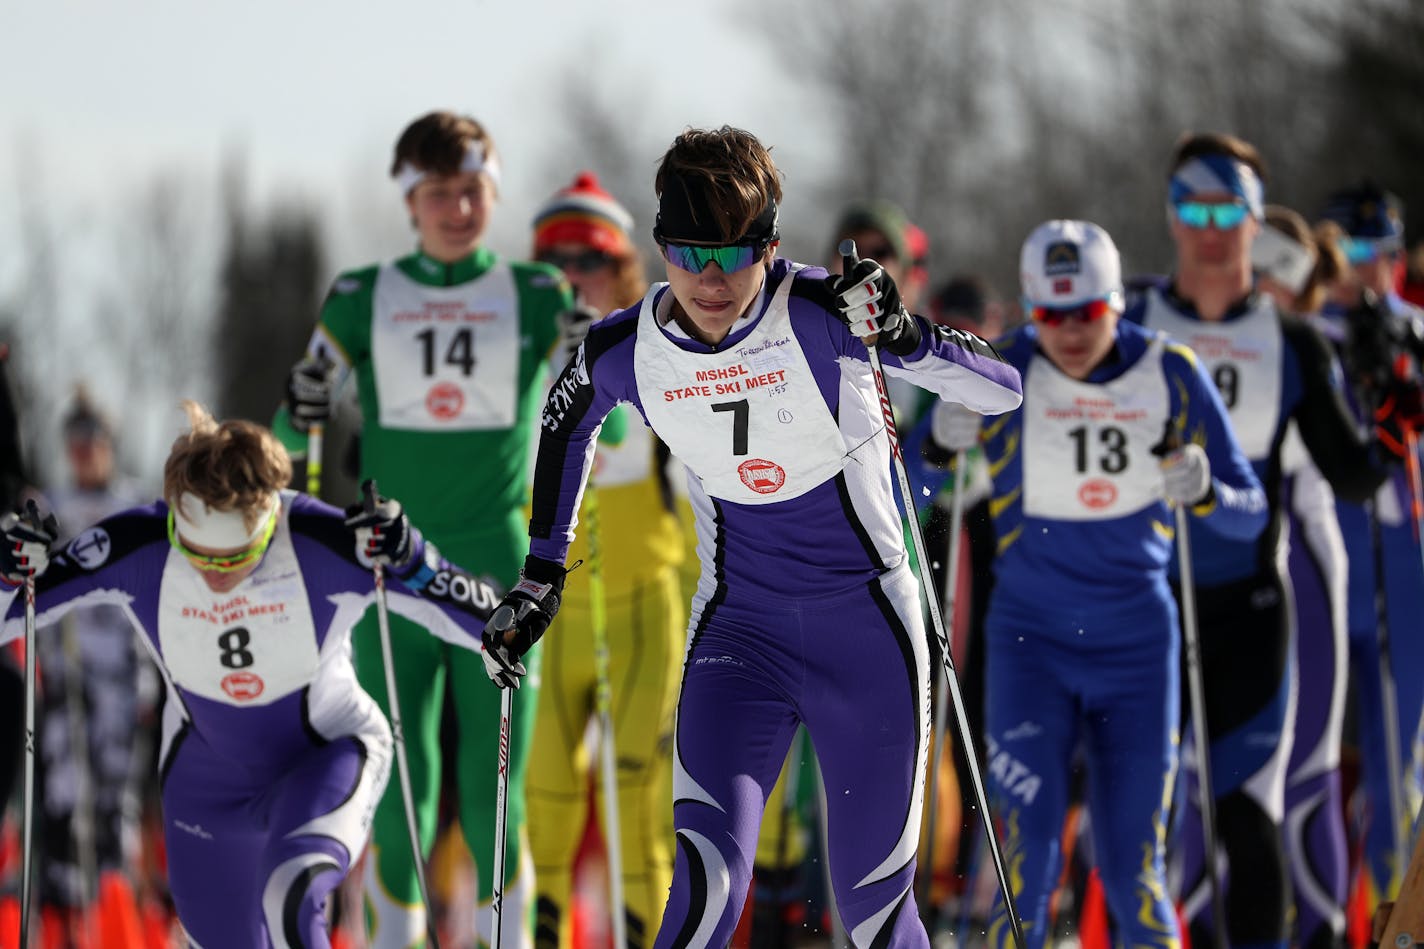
top-left (663, 243), bottom-right (776, 346)
top-left (537, 241), bottom-right (619, 313)
top-left (406, 170), bottom-right (495, 262)
top-left (1034, 302), bottom-right (1120, 380)
top-left (1170, 193), bottom-right (1259, 278)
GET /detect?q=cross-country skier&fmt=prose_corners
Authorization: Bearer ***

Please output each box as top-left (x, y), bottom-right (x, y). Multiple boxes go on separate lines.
top-left (481, 125), bottom-right (1023, 949)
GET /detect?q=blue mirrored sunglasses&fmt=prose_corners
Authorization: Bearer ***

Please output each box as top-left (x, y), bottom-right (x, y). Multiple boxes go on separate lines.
top-left (660, 241), bottom-right (766, 274)
top-left (1339, 236), bottom-right (1392, 265)
top-left (1174, 201), bottom-right (1250, 230)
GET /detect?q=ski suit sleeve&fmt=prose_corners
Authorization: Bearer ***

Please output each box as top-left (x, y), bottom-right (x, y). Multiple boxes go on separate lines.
top-left (1284, 317), bottom-right (1392, 503)
top-left (868, 317), bottom-right (1023, 415)
top-left (292, 496), bottom-right (499, 652)
top-left (0, 509), bottom-right (157, 645)
top-left (527, 317), bottom-right (633, 567)
top-left (1165, 342), bottom-right (1267, 541)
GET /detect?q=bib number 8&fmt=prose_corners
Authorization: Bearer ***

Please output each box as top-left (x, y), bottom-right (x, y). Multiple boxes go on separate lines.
top-left (218, 626), bottom-right (255, 669)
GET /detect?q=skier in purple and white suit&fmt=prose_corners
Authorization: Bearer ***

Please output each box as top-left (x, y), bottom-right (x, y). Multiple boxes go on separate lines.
top-left (480, 126), bottom-right (1023, 949)
top-left (0, 403), bottom-right (500, 949)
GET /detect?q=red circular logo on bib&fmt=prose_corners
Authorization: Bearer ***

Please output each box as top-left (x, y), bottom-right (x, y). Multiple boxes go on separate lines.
top-left (738, 459), bottom-right (786, 495)
top-left (1078, 478), bottom-right (1117, 509)
top-left (426, 383), bottom-right (465, 420)
top-left (221, 672), bottom-right (265, 702)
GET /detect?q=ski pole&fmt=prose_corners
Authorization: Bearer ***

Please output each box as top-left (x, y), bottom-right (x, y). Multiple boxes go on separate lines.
top-left (306, 423), bottom-right (324, 497)
top-left (1174, 501), bottom-right (1228, 949)
top-left (20, 570), bottom-right (36, 949)
top-left (920, 447), bottom-right (969, 922)
top-left (360, 480), bottom-right (440, 949)
top-left (586, 487), bottom-right (628, 949)
top-left (840, 239), bottom-right (1025, 949)
top-left (491, 684), bottom-right (513, 949)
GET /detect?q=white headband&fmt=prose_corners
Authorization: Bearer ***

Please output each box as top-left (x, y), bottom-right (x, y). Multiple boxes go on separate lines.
top-left (394, 141), bottom-right (502, 195)
top-left (1251, 225), bottom-right (1316, 296)
top-left (173, 491), bottom-right (278, 550)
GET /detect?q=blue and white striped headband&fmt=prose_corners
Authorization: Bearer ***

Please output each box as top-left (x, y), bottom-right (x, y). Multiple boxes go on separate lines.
top-left (394, 141), bottom-right (502, 195)
top-left (1169, 155), bottom-right (1264, 219)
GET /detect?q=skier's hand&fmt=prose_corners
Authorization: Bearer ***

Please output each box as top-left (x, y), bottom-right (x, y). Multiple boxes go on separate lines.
top-left (555, 305), bottom-right (601, 372)
top-left (0, 501), bottom-right (59, 587)
top-left (285, 355), bottom-right (336, 434)
top-left (1374, 376), bottom-right (1424, 461)
top-left (825, 259), bottom-right (919, 355)
top-left (482, 555), bottom-right (567, 689)
top-left (1160, 443), bottom-right (1213, 507)
top-left (931, 401), bottom-right (982, 453)
top-left (343, 481), bottom-right (417, 572)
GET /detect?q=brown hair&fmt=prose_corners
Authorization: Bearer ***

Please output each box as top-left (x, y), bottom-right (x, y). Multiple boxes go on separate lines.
top-left (163, 401), bottom-right (291, 532)
top-left (654, 127), bottom-right (783, 244)
top-left (1169, 131), bottom-right (1267, 184)
top-left (1310, 220), bottom-right (1351, 302)
top-left (390, 112), bottom-right (497, 179)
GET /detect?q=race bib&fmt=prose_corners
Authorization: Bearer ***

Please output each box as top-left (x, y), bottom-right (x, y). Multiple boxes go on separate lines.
top-left (635, 275), bottom-right (847, 504)
top-left (1022, 340), bottom-right (1170, 520)
top-left (158, 505), bottom-right (317, 707)
top-left (371, 261), bottom-right (519, 431)
top-left (1143, 289), bottom-right (1281, 459)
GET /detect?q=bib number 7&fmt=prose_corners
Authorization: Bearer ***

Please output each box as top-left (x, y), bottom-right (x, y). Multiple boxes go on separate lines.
top-left (712, 399), bottom-right (750, 456)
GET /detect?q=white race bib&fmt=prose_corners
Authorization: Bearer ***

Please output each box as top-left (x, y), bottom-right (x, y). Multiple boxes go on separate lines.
top-left (1143, 289), bottom-right (1282, 459)
top-left (1022, 339), bottom-right (1170, 520)
top-left (371, 261), bottom-right (519, 430)
top-left (635, 274), bottom-right (847, 504)
top-left (158, 503), bottom-right (318, 707)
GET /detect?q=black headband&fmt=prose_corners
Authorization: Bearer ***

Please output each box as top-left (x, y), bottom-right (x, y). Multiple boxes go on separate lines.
top-left (654, 170), bottom-right (778, 246)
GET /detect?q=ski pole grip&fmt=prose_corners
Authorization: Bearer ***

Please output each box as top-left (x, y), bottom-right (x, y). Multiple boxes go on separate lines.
top-left (839, 238), bottom-right (858, 275)
top-left (360, 478), bottom-right (379, 515)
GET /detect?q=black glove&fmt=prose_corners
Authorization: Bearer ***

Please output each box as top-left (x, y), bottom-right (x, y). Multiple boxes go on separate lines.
top-left (481, 555), bottom-right (568, 689)
top-left (1374, 376), bottom-right (1424, 461)
top-left (555, 305), bottom-right (601, 372)
top-left (1, 501), bottom-right (59, 587)
top-left (825, 259), bottom-right (921, 356)
top-left (343, 481), bottom-right (417, 573)
top-left (285, 356), bottom-right (336, 434)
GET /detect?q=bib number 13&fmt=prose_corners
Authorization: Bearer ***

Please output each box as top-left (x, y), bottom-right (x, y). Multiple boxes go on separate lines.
top-left (416, 327), bottom-right (476, 377)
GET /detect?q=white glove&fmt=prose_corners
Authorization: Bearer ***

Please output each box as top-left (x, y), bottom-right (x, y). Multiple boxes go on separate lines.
top-left (931, 401), bottom-right (982, 452)
top-left (0, 502), bottom-right (58, 586)
top-left (1161, 443), bottom-right (1212, 505)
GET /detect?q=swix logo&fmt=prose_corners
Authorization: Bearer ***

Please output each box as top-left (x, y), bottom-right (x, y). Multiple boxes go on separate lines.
top-left (67, 527), bottom-right (112, 569)
top-left (221, 671), bottom-right (265, 701)
top-left (498, 716), bottom-right (510, 777)
top-left (426, 382), bottom-right (464, 420)
top-left (872, 370), bottom-right (903, 460)
top-left (737, 458), bottom-right (786, 495)
top-left (1078, 478), bottom-right (1117, 509)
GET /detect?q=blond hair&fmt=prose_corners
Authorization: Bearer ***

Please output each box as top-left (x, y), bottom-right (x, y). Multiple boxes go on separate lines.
top-left (163, 401), bottom-right (291, 532)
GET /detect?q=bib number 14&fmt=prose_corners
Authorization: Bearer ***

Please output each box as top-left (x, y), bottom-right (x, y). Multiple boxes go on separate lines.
top-left (416, 327), bottom-right (476, 377)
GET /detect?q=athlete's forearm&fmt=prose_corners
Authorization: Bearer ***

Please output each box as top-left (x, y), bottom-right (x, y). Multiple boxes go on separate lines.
top-left (882, 319), bottom-right (1023, 415)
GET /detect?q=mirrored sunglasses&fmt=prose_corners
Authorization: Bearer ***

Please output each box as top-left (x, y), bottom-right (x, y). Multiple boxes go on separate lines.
top-left (1174, 201), bottom-right (1250, 230)
top-left (167, 509), bottom-right (277, 573)
top-left (1030, 297), bottom-right (1116, 327)
top-left (537, 249), bottom-right (615, 274)
top-left (660, 241), bottom-right (766, 275)
top-left (1338, 236), bottom-right (1394, 266)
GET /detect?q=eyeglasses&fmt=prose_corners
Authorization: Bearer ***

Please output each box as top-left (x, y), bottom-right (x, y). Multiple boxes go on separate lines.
top-left (537, 249), bottom-right (615, 274)
top-left (1338, 236), bottom-right (1396, 266)
top-left (167, 509), bottom-right (277, 573)
top-left (1029, 297), bottom-right (1116, 327)
top-left (1174, 201), bottom-right (1250, 231)
top-left (659, 240), bottom-right (768, 275)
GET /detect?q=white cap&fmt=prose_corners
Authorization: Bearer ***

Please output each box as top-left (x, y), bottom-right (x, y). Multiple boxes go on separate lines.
top-left (1020, 220), bottom-right (1124, 309)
